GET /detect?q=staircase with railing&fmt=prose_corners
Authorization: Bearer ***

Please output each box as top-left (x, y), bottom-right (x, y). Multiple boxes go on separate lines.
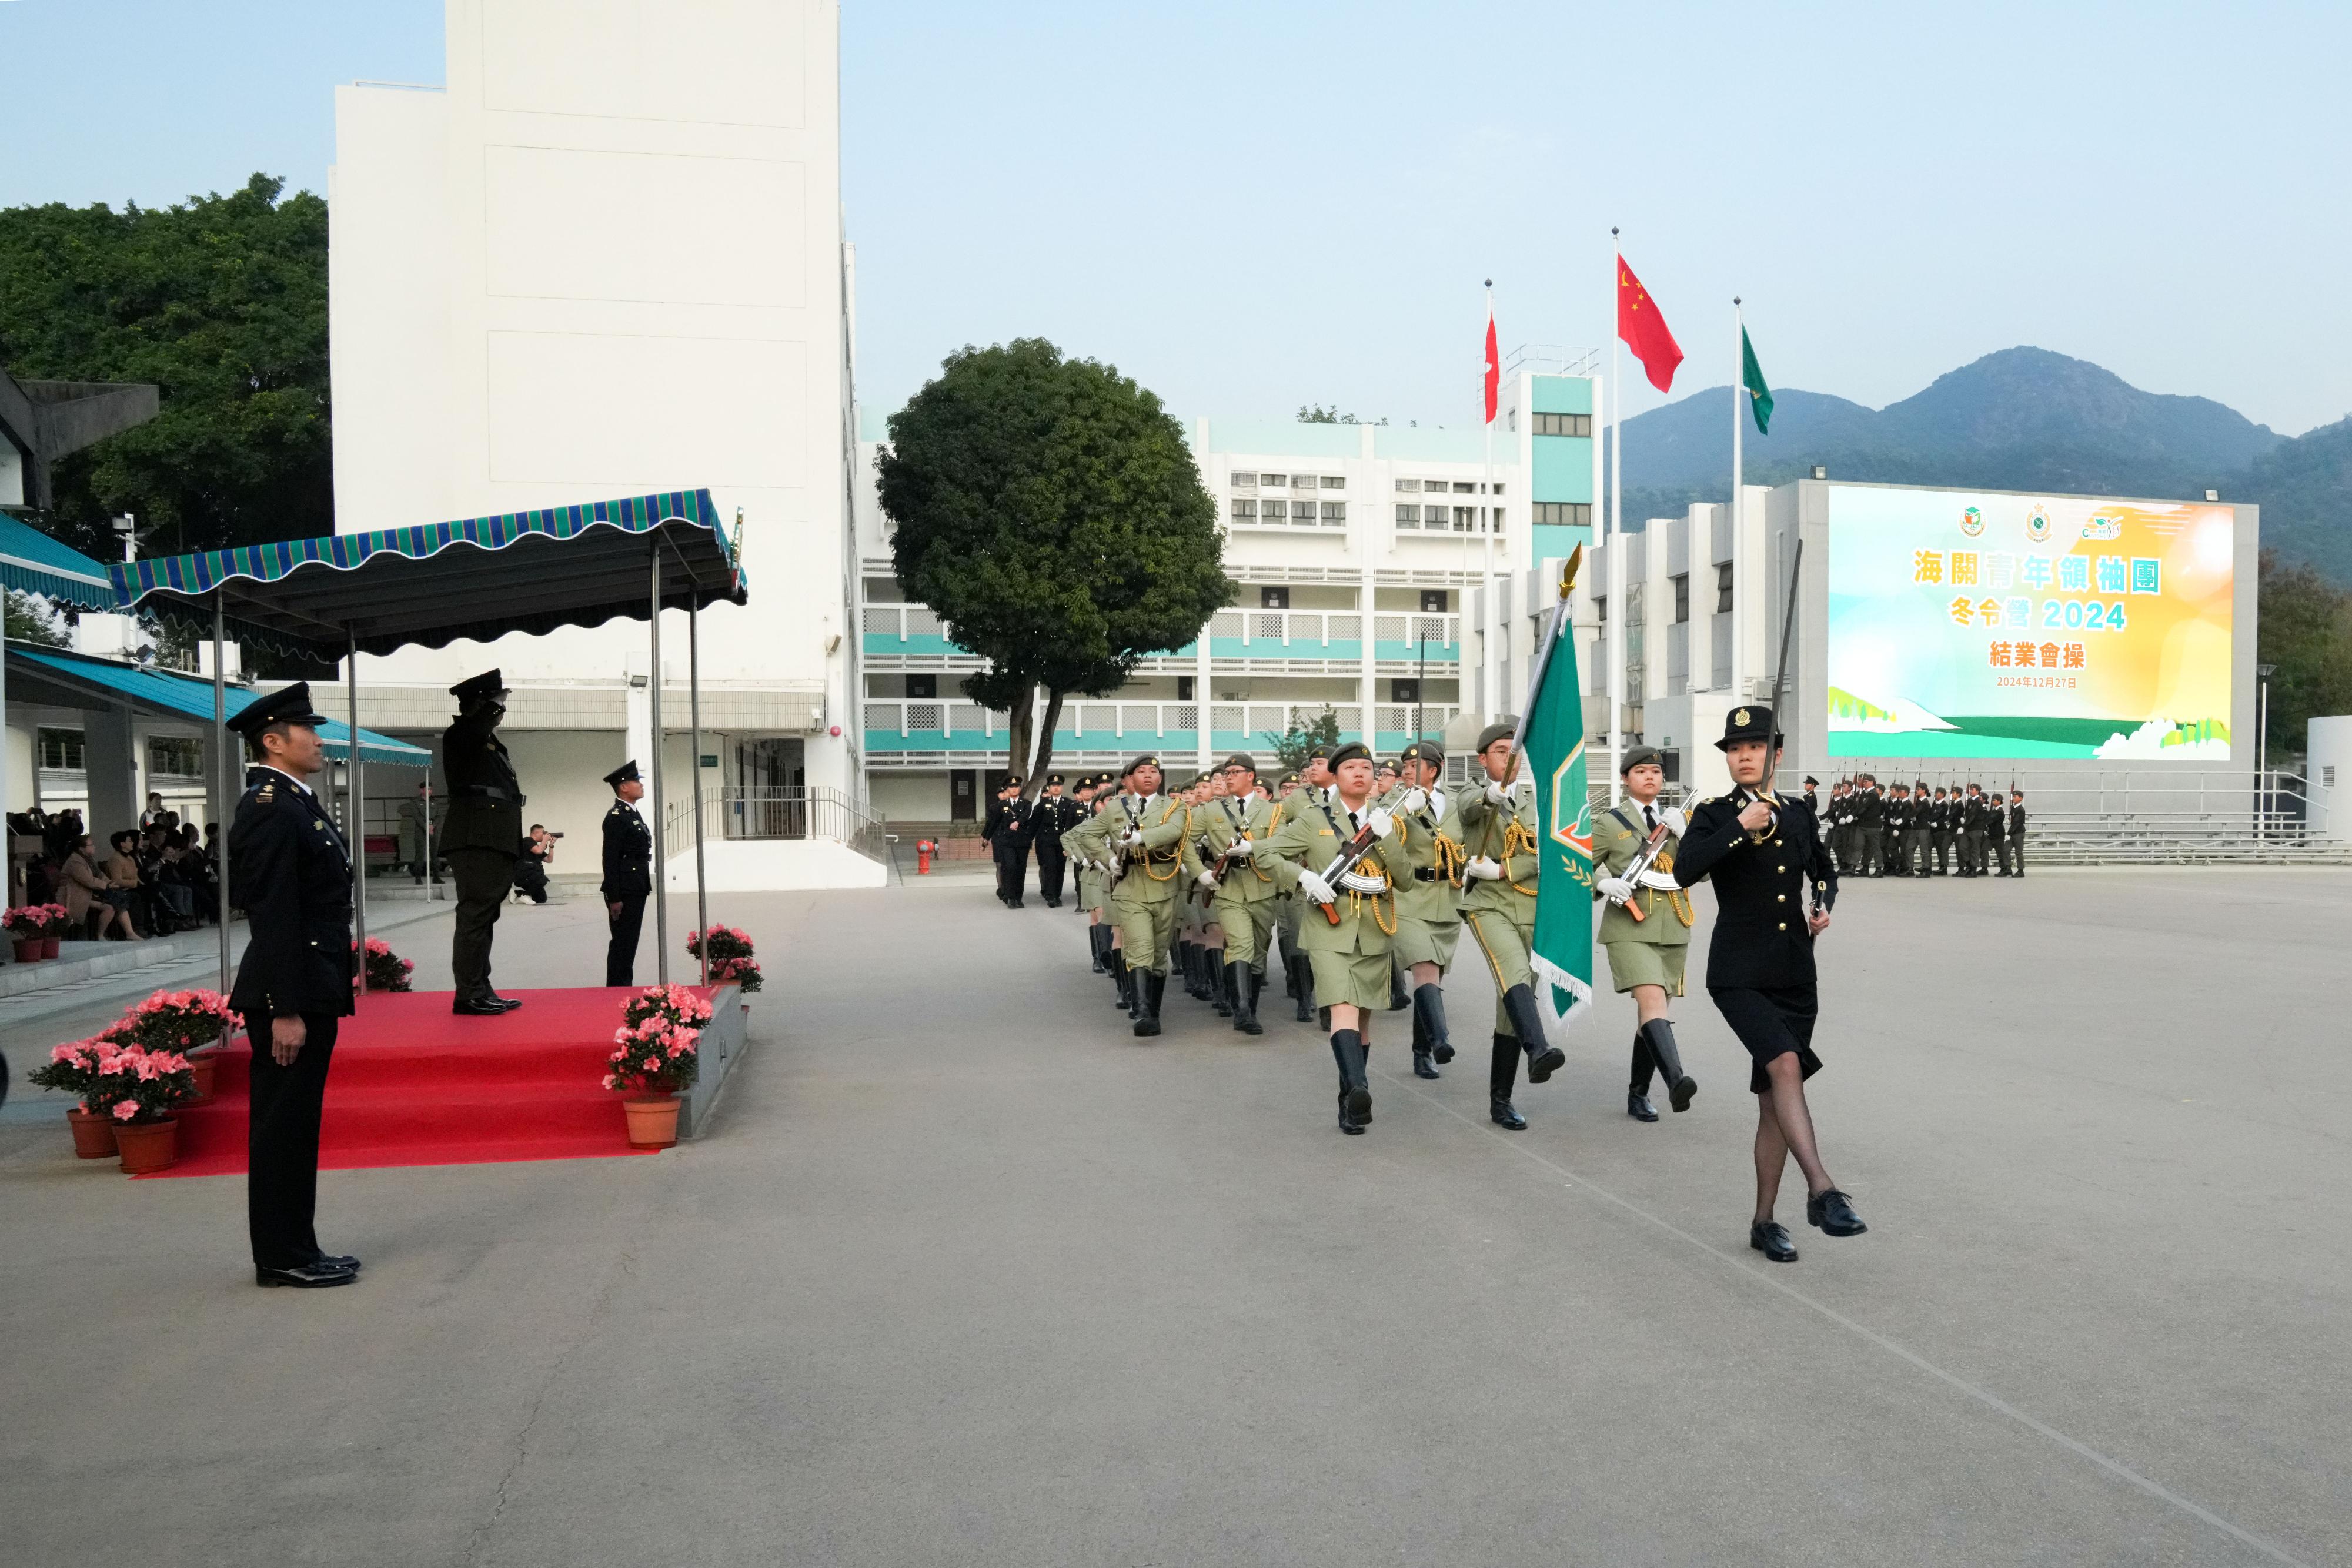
top-left (664, 785), bottom-right (891, 868)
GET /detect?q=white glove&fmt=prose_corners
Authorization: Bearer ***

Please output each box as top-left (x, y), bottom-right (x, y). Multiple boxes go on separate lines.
top-left (1120, 828), bottom-right (1144, 847)
top-left (1223, 837), bottom-right (1257, 858)
top-left (1484, 779), bottom-right (1509, 807)
top-left (1398, 787), bottom-right (1429, 815)
top-left (1662, 806), bottom-right (1688, 838)
top-left (1297, 869), bottom-right (1337, 905)
top-left (1367, 808), bottom-right (1394, 839)
top-left (1196, 870), bottom-right (1219, 890)
top-left (1463, 855), bottom-right (1503, 881)
top-left (1595, 874), bottom-right (1635, 901)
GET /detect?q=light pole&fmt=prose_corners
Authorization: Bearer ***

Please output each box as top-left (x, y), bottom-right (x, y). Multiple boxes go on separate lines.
top-left (2257, 663), bottom-right (2275, 840)
top-left (1415, 624), bottom-right (1428, 746)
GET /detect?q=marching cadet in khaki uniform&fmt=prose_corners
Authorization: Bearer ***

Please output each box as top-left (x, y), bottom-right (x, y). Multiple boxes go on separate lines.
top-left (1105, 755), bottom-right (1197, 1038)
top-left (1589, 745), bottom-right (1699, 1122)
top-left (1264, 766), bottom-right (1318, 1022)
top-left (1065, 778), bottom-right (1115, 973)
top-left (1194, 754), bottom-right (1280, 1035)
top-left (1258, 741), bottom-right (1400, 1134)
top-left (1378, 740), bottom-right (1466, 1080)
top-left (1455, 723), bottom-right (1569, 1131)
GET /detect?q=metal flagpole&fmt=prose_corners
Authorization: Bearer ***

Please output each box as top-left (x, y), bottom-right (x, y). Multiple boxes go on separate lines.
top-left (1608, 229), bottom-right (1625, 803)
top-left (1481, 279), bottom-right (1498, 724)
top-left (649, 545), bottom-right (669, 985)
top-left (347, 629), bottom-right (368, 994)
top-left (1733, 296), bottom-right (1746, 705)
top-left (689, 592), bottom-right (709, 986)
top-left (213, 591), bottom-right (231, 995)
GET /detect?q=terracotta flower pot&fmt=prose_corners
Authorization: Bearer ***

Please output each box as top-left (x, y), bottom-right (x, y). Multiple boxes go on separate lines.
top-left (114, 1117), bottom-right (179, 1175)
top-left (622, 1094), bottom-right (681, 1149)
top-left (66, 1107), bottom-right (119, 1159)
top-left (184, 1052), bottom-right (219, 1105)
top-left (11, 937), bottom-right (36, 964)
top-left (41, 936), bottom-right (62, 958)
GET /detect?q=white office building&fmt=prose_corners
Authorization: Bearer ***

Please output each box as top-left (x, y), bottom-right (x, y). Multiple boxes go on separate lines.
top-left (323, 0), bottom-right (871, 883)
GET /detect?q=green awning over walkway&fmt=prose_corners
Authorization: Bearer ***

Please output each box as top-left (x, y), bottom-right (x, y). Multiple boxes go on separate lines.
top-left (1, 513), bottom-right (116, 610)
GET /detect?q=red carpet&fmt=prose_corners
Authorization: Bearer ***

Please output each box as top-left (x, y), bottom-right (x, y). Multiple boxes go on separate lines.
top-left (146, 988), bottom-right (707, 1178)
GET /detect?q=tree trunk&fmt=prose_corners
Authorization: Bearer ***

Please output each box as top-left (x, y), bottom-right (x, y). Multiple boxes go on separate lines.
top-left (1005, 684), bottom-right (1037, 790)
top-left (1025, 690), bottom-right (1066, 797)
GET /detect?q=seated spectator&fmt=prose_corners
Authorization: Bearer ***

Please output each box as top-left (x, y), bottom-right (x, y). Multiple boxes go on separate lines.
top-left (64, 835), bottom-right (136, 941)
top-left (101, 830), bottom-right (149, 940)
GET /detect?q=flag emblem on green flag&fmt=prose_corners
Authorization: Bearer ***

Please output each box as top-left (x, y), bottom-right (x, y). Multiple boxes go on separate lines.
top-left (1524, 579), bottom-right (1594, 1042)
top-left (1742, 325), bottom-right (1773, 434)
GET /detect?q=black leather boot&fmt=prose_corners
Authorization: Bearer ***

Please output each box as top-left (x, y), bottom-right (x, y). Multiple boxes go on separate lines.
top-left (1211, 953), bottom-right (1233, 1017)
top-left (1501, 984), bottom-right (1566, 1082)
top-left (1628, 1029), bottom-right (1659, 1120)
top-left (1281, 949), bottom-right (1296, 997)
top-left (1489, 1034), bottom-right (1526, 1129)
top-left (1227, 961), bottom-right (1261, 1034)
top-left (1408, 995), bottom-right (1440, 1078)
top-left (1134, 971), bottom-right (1165, 1038)
top-left (1114, 953), bottom-right (1135, 1014)
top-left (1641, 1018), bottom-right (1697, 1112)
top-left (1088, 926), bottom-right (1110, 975)
top-left (1332, 1029), bottom-right (1371, 1131)
top-left (1412, 983), bottom-right (1454, 1066)
top-left (1291, 954), bottom-right (1315, 1022)
top-left (1389, 964), bottom-right (1411, 1013)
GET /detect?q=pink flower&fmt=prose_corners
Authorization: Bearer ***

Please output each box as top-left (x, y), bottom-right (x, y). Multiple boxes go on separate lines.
top-left (112, 1101), bottom-right (138, 1121)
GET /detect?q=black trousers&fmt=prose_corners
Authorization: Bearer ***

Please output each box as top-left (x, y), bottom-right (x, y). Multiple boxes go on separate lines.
top-left (248, 1013), bottom-right (339, 1271)
top-left (606, 892), bottom-right (647, 986)
top-left (995, 842), bottom-right (1030, 902)
top-left (447, 848), bottom-right (514, 1000)
top-left (1035, 847), bottom-right (1067, 903)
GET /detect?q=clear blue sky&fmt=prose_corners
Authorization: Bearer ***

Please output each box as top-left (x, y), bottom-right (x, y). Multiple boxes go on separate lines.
top-left (5, 1), bottom-right (2347, 437)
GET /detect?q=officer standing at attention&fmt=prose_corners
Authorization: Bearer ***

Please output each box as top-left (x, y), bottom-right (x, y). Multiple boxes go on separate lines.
top-left (1032, 775), bottom-right (1078, 908)
top-left (1673, 705), bottom-right (1866, 1263)
top-left (441, 671), bottom-right (525, 1015)
top-left (226, 683), bottom-right (360, 1289)
top-left (600, 760), bottom-right (653, 986)
top-left (1591, 745), bottom-right (1699, 1121)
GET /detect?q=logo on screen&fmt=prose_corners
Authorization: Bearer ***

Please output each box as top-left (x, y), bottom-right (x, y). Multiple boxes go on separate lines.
top-left (2080, 513), bottom-right (2122, 541)
top-left (2026, 506), bottom-right (2052, 542)
top-left (1959, 507), bottom-right (1984, 537)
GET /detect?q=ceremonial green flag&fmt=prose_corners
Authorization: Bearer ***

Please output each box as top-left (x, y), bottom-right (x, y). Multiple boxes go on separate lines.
top-left (1742, 325), bottom-right (1774, 434)
top-left (1522, 560), bottom-right (1594, 1042)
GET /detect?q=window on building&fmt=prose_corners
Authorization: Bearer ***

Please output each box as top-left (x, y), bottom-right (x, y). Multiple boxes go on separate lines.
top-left (1231, 472), bottom-right (1256, 488)
top-left (1672, 573), bottom-right (1690, 624)
top-left (1532, 412), bottom-right (1593, 437)
top-left (1452, 482), bottom-right (1476, 494)
top-left (1260, 499), bottom-right (1287, 521)
top-left (1423, 504), bottom-right (1449, 527)
top-left (1177, 676), bottom-right (1196, 701)
top-left (148, 736), bottom-right (204, 777)
top-left (1261, 586), bottom-right (1290, 609)
top-left (1396, 478), bottom-right (1420, 493)
top-left (1595, 596), bottom-right (1608, 623)
top-left (1391, 679), bottom-right (1421, 703)
top-left (1319, 500), bottom-right (1346, 523)
top-left (1395, 504), bottom-right (1419, 528)
top-left (1320, 474), bottom-right (1345, 489)
top-left (1420, 589), bottom-right (1448, 612)
top-left (906, 673), bottom-right (937, 699)
top-left (1716, 561), bottom-right (1734, 614)
top-left (1453, 506), bottom-right (1477, 530)
top-left (1261, 473), bottom-right (1288, 488)
top-left (37, 727), bottom-right (85, 770)
top-left (1489, 482), bottom-right (1505, 495)
top-left (1230, 498), bottom-right (1257, 520)
top-left (1533, 502), bottom-right (1593, 528)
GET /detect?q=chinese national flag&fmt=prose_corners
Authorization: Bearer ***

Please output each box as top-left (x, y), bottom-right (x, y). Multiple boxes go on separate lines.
top-left (1483, 310), bottom-right (1500, 424)
top-left (1616, 256), bottom-right (1683, 393)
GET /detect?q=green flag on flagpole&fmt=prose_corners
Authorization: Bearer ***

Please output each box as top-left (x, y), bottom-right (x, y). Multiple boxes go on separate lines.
top-left (1522, 558), bottom-right (1595, 1041)
top-left (1742, 325), bottom-right (1773, 434)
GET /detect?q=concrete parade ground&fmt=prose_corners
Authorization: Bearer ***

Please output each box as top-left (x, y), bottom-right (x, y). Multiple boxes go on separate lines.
top-left (2, 867), bottom-right (2348, 1566)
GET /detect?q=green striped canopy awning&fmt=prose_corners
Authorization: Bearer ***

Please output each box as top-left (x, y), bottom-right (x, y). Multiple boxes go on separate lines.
top-left (109, 489), bottom-right (747, 659)
top-left (1, 512), bottom-right (118, 610)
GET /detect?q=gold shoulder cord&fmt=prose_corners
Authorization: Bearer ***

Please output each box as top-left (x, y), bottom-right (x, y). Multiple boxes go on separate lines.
top-left (1347, 844), bottom-right (1399, 936)
top-left (1145, 803), bottom-right (1190, 881)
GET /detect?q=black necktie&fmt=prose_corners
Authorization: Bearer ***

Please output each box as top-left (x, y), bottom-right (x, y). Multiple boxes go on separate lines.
top-left (1643, 805), bottom-right (1656, 833)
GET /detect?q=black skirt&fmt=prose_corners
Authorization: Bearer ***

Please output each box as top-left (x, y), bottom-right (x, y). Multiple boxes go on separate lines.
top-left (1708, 984), bottom-right (1822, 1094)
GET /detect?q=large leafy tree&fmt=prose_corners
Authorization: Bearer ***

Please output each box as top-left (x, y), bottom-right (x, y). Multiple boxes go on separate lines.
top-left (2256, 550), bottom-right (2352, 757)
top-left (878, 339), bottom-right (1232, 791)
top-left (0, 173), bottom-right (330, 559)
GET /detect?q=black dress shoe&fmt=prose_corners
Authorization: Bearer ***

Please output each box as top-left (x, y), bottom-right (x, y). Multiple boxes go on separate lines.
top-left (1749, 1222), bottom-right (1799, 1263)
top-left (1627, 1091), bottom-right (1659, 1122)
top-left (1489, 1098), bottom-right (1527, 1131)
top-left (491, 994), bottom-right (523, 1011)
top-left (451, 998), bottom-right (507, 1017)
top-left (1412, 1049), bottom-right (1441, 1080)
top-left (1806, 1188), bottom-right (1868, 1236)
top-left (311, 1253), bottom-right (363, 1272)
top-left (257, 1262), bottom-right (357, 1288)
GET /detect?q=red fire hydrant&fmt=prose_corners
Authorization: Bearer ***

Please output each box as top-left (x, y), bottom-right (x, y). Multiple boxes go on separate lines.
top-left (916, 838), bottom-right (937, 875)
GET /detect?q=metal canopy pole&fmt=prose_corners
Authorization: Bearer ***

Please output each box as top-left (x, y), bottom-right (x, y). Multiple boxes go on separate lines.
top-left (213, 593), bottom-right (232, 995)
top-left (649, 544), bottom-right (669, 985)
top-left (348, 628), bottom-right (368, 994)
top-left (689, 593), bottom-right (709, 987)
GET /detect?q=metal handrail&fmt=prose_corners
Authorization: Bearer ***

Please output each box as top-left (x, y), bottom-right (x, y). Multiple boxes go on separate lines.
top-left (664, 785), bottom-right (891, 865)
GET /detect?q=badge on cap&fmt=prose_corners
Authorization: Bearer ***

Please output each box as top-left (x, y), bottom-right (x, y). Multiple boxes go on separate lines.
top-left (1733, 708), bottom-right (1751, 727)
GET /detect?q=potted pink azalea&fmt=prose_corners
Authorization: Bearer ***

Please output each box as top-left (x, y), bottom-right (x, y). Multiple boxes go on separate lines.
top-left (356, 935), bottom-right (416, 993)
top-left (82, 1041), bottom-right (199, 1173)
top-left (27, 1038), bottom-right (121, 1158)
top-left (108, 988), bottom-right (242, 1104)
top-left (604, 984), bottom-right (714, 1148)
top-left (684, 925), bottom-right (763, 993)
top-left (5, 902), bottom-right (66, 962)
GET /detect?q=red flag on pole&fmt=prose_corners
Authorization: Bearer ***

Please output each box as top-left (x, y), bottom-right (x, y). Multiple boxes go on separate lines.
top-left (1483, 310), bottom-right (1501, 423)
top-left (1616, 256), bottom-right (1683, 393)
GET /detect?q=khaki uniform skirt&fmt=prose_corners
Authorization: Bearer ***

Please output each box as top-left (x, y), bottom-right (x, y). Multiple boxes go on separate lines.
top-left (1602, 939), bottom-right (1687, 995)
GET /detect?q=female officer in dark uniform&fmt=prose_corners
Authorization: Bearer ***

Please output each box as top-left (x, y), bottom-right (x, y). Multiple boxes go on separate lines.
top-left (1673, 705), bottom-right (1867, 1263)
